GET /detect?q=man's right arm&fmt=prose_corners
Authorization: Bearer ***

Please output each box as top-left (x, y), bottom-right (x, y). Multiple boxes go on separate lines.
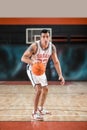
top-left (21, 43), bottom-right (37, 65)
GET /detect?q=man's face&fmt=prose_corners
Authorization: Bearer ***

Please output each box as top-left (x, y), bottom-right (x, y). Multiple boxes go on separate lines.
top-left (40, 32), bottom-right (50, 47)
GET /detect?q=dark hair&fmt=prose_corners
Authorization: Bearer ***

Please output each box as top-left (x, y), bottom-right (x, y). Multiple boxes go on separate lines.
top-left (40, 29), bottom-right (50, 35)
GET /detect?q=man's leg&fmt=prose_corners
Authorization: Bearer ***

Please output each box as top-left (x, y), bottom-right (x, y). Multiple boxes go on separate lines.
top-left (33, 84), bottom-right (42, 113)
top-left (38, 86), bottom-right (51, 114)
top-left (39, 86), bottom-right (48, 108)
top-left (27, 69), bottom-right (43, 120)
top-left (32, 84), bottom-right (44, 120)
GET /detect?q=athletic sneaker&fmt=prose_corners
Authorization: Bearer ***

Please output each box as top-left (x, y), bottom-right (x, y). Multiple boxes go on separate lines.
top-left (31, 112), bottom-right (43, 121)
top-left (38, 107), bottom-right (51, 115)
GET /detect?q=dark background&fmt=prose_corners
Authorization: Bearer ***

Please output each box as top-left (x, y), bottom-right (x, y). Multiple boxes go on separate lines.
top-left (0, 25), bottom-right (87, 81)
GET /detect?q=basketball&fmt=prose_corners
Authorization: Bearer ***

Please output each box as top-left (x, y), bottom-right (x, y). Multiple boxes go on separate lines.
top-left (32, 62), bottom-right (45, 76)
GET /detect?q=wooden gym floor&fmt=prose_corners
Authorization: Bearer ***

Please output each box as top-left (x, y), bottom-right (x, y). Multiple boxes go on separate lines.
top-left (0, 81), bottom-right (87, 121)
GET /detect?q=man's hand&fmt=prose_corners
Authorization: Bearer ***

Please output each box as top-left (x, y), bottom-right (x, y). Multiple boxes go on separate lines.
top-left (59, 75), bottom-right (65, 85)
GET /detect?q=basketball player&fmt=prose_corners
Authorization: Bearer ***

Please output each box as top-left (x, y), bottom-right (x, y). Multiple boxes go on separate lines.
top-left (21, 29), bottom-right (65, 120)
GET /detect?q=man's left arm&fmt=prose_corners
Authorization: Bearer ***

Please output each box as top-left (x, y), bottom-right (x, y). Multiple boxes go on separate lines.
top-left (51, 44), bottom-right (65, 85)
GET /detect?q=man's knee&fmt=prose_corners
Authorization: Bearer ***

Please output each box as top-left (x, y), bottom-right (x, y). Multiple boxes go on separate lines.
top-left (35, 84), bottom-right (42, 95)
top-left (42, 86), bottom-right (48, 94)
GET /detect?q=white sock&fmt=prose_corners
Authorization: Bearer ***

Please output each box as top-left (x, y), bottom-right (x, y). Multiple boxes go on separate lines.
top-left (32, 110), bottom-right (37, 114)
top-left (38, 106), bottom-right (43, 110)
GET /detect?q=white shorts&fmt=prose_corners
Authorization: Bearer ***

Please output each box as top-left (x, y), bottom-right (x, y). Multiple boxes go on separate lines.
top-left (26, 65), bottom-right (48, 87)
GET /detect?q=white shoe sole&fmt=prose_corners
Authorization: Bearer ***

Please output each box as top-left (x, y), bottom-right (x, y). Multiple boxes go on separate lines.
top-left (31, 115), bottom-right (44, 121)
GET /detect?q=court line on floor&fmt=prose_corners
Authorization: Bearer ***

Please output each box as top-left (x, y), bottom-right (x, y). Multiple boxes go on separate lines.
top-left (0, 115), bottom-right (87, 116)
